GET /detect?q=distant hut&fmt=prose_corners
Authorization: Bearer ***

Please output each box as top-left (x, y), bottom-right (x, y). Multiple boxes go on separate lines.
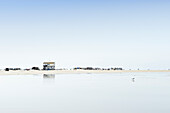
top-left (43, 62), bottom-right (55, 70)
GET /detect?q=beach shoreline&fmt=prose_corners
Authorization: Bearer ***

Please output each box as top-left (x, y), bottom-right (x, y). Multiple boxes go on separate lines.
top-left (0, 70), bottom-right (170, 75)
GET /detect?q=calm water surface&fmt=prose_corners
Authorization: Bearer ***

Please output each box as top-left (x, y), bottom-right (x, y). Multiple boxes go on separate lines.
top-left (0, 72), bottom-right (170, 113)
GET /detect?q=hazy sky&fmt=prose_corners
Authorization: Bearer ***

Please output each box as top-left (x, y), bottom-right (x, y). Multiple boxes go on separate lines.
top-left (0, 0), bottom-right (170, 69)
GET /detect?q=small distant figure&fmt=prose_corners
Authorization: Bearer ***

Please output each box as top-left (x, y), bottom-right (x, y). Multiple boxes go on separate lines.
top-left (132, 78), bottom-right (135, 82)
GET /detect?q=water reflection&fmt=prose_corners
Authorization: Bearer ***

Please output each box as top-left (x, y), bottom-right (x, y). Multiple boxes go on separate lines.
top-left (0, 73), bottom-right (170, 113)
top-left (43, 74), bottom-right (55, 79)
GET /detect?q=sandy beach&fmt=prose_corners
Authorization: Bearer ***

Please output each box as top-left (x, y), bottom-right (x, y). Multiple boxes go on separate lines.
top-left (0, 70), bottom-right (170, 75)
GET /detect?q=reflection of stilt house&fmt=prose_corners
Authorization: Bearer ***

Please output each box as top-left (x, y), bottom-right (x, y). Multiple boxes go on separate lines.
top-left (43, 62), bottom-right (55, 70)
top-left (43, 74), bottom-right (55, 78)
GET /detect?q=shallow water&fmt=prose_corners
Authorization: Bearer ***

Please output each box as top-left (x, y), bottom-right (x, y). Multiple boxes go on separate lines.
top-left (0, 72), bottom-right (170, 113)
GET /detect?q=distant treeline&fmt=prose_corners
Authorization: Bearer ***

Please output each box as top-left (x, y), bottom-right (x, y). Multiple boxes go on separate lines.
top-left (73, 67), bottom-right (123, 70)
top-left (3, 67), bottom-right (123, 71)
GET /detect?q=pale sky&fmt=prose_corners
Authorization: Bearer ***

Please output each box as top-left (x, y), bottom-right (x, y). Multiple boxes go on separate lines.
top-left (0, 0), bottom-right (170, 69)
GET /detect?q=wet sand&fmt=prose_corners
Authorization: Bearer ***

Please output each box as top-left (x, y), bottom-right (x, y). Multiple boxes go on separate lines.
top-left (0, 70), bottom-right (170, 75)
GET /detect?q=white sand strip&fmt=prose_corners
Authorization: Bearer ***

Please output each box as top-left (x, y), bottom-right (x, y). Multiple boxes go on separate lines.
top-left (0, 70), bottom-right (170, 75)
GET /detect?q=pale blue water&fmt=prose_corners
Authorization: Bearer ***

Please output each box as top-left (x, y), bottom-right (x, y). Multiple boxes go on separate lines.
top-left (0, 72), bottom-right (170, 113)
